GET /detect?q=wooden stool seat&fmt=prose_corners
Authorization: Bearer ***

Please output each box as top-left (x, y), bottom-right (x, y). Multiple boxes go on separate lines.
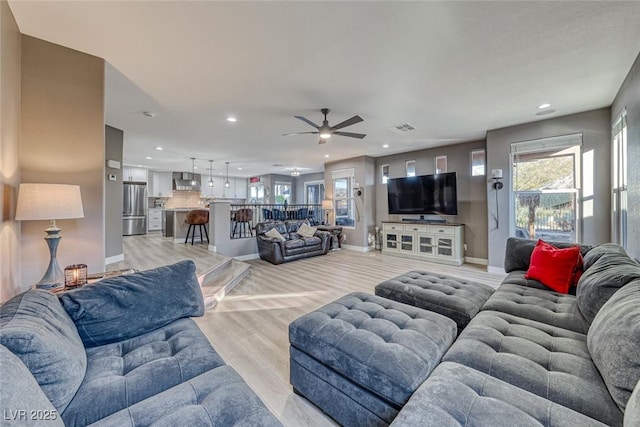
top-left (185, 209), bottom-right (209, 245)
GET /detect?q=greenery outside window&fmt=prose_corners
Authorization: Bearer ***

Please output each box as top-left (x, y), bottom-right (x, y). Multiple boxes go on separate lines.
top-left (274, 182), bottom-right (291, 204)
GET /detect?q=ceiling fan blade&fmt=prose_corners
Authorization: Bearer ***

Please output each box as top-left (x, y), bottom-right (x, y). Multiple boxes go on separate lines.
top-left (331, 115), bottom-right (363, 131)
top-left (294, 116), bottom-right (320, 129)
top-left (318, 138), bottom-right (327, 145)
top-left (334, 131), bottom-right (366, 139)
top-left (282, 131), bottom-right (319, 136)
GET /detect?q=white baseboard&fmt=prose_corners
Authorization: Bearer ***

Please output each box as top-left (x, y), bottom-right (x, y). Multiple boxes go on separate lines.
top-left (464, 257), bottom-right (488, 265)
top-left (487, 265), bottom-right (507, 275)
top-left (105, 254), bottom-right (124, 265)
top-left (343, 244), bottom-right (374, 252)
top-left (234, 253), bottom-right (260, 261)
top-left (208, 245), bottom-right (217, 252)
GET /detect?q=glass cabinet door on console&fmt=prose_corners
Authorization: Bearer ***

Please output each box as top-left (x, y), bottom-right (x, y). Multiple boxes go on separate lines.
top-left (400, 233), bottom-right (415, 253)
top-left (436, 237), bottom-right (454, 258)
top-left (417, 234), bottom-right (435, 255)
top-left (384, 232), bottom-right (399, 251)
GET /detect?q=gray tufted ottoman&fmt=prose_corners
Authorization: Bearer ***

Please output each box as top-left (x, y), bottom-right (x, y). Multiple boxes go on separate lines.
top-left (289, 292), bottom-right (457, 427)
top-left (375, 270), bottom-right (495, 333)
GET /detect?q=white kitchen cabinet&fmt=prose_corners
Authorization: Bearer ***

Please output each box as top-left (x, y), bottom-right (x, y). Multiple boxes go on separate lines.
top-left (382, 222), bottom-right (464, 266)
top-left (123, 167), bottom-right (148, 183)
top-left (148, 208), bottom-right (162, 231)
top-left (149, 171), bottom-right (173, 197)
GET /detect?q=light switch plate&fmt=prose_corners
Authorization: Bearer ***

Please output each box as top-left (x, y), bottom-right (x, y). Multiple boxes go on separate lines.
top-left (108, 174), bottom-right (117, 181)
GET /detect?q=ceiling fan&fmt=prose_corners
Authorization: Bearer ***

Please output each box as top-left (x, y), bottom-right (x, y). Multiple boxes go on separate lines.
top-left (283, 108), bottom-right (366, 144)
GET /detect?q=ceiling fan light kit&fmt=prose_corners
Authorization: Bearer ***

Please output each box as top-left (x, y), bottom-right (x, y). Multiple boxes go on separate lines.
top-left (283, 108), bottom-right (366, 144)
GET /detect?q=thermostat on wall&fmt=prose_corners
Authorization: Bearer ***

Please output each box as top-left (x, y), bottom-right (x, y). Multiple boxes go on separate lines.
top-left (107, 159), bottom-right (121, 169)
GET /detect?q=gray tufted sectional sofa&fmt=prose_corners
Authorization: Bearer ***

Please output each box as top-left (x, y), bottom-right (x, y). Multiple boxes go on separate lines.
top-left (0, 260), bottom-right (282, 427)
top-left (392, 238), bottom-right (640, 426)
top-left (291, 238), bottom-right (640, 426)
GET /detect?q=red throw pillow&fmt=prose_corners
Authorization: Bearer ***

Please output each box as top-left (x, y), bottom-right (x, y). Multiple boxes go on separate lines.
top-left (572, 252), bottom-right (584, 287)
top-left (525, 239), bottom-right (582, 294)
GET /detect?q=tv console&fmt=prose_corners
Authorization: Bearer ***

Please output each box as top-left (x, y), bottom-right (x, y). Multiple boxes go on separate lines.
top-left (381, 221), bottom-right (464, 266)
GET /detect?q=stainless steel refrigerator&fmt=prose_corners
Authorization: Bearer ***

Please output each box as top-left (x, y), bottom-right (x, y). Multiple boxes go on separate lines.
top-left (123, 182), bottom-right (147, 235)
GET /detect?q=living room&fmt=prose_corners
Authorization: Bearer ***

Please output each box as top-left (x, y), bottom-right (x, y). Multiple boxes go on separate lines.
top-left (2, 1), bottom-right (640, 426)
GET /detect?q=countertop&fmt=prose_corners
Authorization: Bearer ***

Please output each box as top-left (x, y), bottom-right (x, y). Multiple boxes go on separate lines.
top-left (162, 207), bottom-right (208, 211)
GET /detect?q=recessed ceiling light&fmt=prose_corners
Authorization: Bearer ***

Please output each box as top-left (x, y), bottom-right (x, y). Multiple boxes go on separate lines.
top-left (145, 156), bottom-right (152, 160)
top-left (324, 154), bottom-right (330, 158)
top-left (156, 146), bottom-right (163, 150)
top-left (237, 167), bottom-right (242, 170)
top-left (194, 166), bottom-right (198, 169)
top-left (273, 164), bottom-right (283, 167)
top-left (382, 144), bottom-right (390, 148)
top-left (537, 103), bottom-right (551, 109)
top-left (226, 117), bottom-right (237, 122)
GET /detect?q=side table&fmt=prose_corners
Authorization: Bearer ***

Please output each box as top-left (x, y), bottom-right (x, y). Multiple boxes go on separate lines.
top-left (316, 225), bottom-right (343, 250)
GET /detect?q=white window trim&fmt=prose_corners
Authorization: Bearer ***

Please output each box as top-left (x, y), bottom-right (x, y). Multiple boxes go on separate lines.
top-left (332, 168), bottom-right (356, 229)
top-left (406, 160), bottom-right (416, 177)
top-left (304, 180), bottom-right (324, 205)
top-left (381, 164), bottom-right (389, 184)
top-left (471, 149), bottom-right (486, 176)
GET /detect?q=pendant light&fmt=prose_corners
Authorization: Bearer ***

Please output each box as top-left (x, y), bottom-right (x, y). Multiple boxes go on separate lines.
top-left (291, 168), bottom-right (300, 177)
top-left (225, 162), bottom-right (230, 188)
top-left (190, 158), bottom-right (197, 185)
top-left (208, 160), bottom-right (214, 187)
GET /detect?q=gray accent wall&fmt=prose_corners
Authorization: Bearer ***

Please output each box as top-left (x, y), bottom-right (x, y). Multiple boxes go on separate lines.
top-left (105, 125), bottom-right (123, 260)
top-left (20, 35), bottom-right (106, 284)
top-left (324, 156), bottom-right (376, 248)
top-left (294, 172), bottom-right (325, 204)
top-left (612, 51), bottom-right (640, 261)
top-left (486, 108), bottom-right (611, 271)
top-left (375, 140), bottom-right (488, 261)
top-left (0, 0), bottom-right (22, 302)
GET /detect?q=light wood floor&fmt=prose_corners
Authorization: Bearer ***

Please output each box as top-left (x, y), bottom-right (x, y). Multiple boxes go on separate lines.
top-left (106, 233), bottom-right (228, 277)
top-left (193, 250), bottom-right (505, 426)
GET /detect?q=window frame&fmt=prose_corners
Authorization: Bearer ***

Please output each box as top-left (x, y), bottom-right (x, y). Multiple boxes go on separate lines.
top-left (332, 168), bottom-right (356, 229)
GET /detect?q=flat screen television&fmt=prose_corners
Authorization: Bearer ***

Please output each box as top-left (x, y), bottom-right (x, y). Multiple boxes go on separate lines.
top-left (387, 172), bottom-right (458, 215)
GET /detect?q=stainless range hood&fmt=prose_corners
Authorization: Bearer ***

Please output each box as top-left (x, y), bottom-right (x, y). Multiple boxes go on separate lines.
top-left (172, 172), bottom-right (201, 191)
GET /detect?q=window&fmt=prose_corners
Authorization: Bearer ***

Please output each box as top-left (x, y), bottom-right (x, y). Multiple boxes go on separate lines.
top-left (274, 182), bottom-right (291, 204)
top-left (612, 110), bottom-right (627, 248)
top-left (381, 164), bottom-right (389, 184)
top-left (435, 156), bottom-right (447, 174)
top-left (511, 134), bottom-right (582, 242)
top-left (332, 168), bottom-right (355, 227)
top-left (471, 149), bottom-right (486, 176)
top-left (406, 160), bottom-right (416, 177)
top-left (304, 180), bottom-right (325, 205)
top-left (249, 184), bottom-right (265, 203)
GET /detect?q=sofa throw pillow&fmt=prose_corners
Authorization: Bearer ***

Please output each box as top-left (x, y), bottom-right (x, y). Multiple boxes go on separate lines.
top-left (0, 290), bottom-right (87, 413)
top-left (265, 228), bottom-right (286, 242)
top-left (60, 260), bottom-right (204, 348)
top-left (588, 279), bottom-right (640, 411)
top-left (524, 239), bottom-right (581, 294)
top-left (576, 249), bottom-right (640, 323)
top-left (297, 223), bottom-right (317, 238)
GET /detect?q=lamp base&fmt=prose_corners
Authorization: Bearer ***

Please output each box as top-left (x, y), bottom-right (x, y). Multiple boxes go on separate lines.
top-left (35, 225), bottom-right (65, 291)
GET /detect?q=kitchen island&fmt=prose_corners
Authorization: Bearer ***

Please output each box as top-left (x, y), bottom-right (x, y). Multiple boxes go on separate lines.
top-left (162, 208), bottom-right (209, 243)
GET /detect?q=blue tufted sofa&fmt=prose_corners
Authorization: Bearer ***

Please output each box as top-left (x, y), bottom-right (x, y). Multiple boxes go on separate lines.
top-left (0, 260), bottom-right (281, 427)
top-left (391, 238), bottom-right (640, 426)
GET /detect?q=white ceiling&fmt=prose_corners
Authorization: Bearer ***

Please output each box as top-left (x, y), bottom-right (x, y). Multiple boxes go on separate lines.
top-left (9, 1), bottom-right (640, 178)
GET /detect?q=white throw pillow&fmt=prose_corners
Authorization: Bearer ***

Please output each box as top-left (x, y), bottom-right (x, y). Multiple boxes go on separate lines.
top-left (298, 223), bottom-right (317, 238)
top-left (265, 228), bottom-right (286, 242)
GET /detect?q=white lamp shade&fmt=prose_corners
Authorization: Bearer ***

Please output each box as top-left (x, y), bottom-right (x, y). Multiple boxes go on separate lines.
top-left (16, 183), bottom-right (84, 221)
top-left (321, 200), bottom-right (334, 210)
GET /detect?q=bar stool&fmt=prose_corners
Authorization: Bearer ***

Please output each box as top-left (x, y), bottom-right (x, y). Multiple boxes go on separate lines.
top-left (233, 208), bottom-right (253, 238)
top-left (185, 209), bottom-right (209, 245)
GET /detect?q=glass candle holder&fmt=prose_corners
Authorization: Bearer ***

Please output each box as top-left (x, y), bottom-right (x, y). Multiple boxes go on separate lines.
top-left (64, 264), bottom-right (87, 288)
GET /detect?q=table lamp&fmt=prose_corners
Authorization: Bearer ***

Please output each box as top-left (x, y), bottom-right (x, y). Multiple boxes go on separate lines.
top-left (321, 199), bottom-right (333, 226)
top-left (15, 183), bottom-right (85, 291)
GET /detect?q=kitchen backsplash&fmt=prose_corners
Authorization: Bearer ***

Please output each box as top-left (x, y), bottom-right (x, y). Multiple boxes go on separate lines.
top-left (163, 191), bottom-right (207, 208)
